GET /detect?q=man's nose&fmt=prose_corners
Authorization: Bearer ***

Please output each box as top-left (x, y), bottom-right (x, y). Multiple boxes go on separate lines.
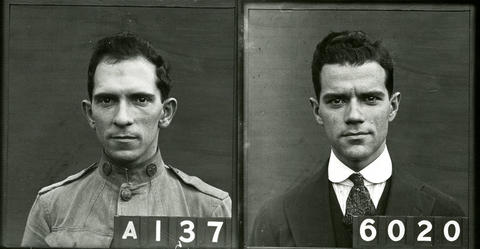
top-left (113, 101), bottom-right (134, 127)
top-left (344, 99), bottom-right (364, 125)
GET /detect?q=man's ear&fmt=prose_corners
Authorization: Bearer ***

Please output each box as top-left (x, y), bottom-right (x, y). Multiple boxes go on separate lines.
top-left (81, 99), bottom-right (96, 129)
top-left (309, 97), bottom-right (323, 125)
top-left (388, 92), bottom-right (401, 122)
top-left (158, 97), bottom-right (177, 128)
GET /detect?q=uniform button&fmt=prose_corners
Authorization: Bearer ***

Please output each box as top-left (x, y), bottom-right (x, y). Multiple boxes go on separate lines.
top-left (120, 188), bottom-right (132, 201)
top-left (146, 163), bottom-right (157, 177)
top-left (102, 163), bottom-right (112, 176)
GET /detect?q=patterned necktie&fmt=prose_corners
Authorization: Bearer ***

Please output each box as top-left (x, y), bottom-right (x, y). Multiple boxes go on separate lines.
top-left (343, 173), bottom-right (376, 226)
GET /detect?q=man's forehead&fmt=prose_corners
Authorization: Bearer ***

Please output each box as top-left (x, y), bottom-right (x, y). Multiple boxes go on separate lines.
top-left (319, 62), bottom-right (387, 93)
top-left (95, 56), bottom-right (156, 77)
top-left (321, 62), bottom-right (386, 81)
top-left (93, 56), bottom-right (159, 95)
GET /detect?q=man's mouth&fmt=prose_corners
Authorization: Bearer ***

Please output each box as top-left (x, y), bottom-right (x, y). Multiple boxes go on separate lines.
top-left (342, 131), bottom-right (371, 138)
top-left (110, 134), bottom-right (138, 141)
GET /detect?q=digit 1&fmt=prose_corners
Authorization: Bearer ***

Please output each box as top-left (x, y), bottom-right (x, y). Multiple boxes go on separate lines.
top-left (156, 220), bottom-right (161, 242)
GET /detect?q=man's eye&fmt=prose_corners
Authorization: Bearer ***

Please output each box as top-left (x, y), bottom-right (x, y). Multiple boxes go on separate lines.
top-left (365, 96), bottom-right (378, 104)
top-left (99, 97), bottom-right (112, 104)
top-left (135, 96), bottom-right (151, 104)
top-left (329, 98), bottom-right (345, 106)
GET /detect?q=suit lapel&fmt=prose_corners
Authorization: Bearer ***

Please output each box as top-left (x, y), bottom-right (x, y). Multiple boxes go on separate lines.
top-left (385, 167), bottom-right (435, 216)
top-left (279, 161), bottom-right (436, 246)
top-left (284, 164), bottom-right (336, 246)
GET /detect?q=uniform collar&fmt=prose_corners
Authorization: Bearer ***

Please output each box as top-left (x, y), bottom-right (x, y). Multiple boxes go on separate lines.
top-left (98, 150), bottom-right (165, 186)
top-left (328, 146), bottom-right (392, 184)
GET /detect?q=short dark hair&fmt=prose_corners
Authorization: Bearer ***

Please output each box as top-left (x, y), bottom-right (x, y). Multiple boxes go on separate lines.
top-left (311, 31), bottom-right (393, 99)
top-left (87, 32), bottom-right (171, 101)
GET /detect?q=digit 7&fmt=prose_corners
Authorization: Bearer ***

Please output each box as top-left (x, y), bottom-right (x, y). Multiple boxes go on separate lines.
top-left (197, 218), bottom-right (228, 248)
top-left (207, 221), bottom-right (224, 243)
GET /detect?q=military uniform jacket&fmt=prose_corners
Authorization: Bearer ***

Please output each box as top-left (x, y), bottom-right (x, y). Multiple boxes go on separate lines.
top-left (21, 152), bottom-right (231, 248)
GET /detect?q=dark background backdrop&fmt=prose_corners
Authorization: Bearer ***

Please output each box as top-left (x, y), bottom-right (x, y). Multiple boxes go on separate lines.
top-left (243, 4), bottom-right (473, 241)
top-left (2, 1), bottom-right (236, 246)
top-left (2, 1), bottom-right (475, 248)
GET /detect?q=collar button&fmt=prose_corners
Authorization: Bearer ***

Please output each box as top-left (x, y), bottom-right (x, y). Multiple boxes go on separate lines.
top-left (120, 188), bottom-right (132, 201)
top-left (102, 163), bottom-right (112, 176)
top-left (146, 163), bottom-right (157, 177)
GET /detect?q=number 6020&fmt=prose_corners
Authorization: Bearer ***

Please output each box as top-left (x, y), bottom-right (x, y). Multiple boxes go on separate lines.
top-left (353, 216), bottom-right (468, 248)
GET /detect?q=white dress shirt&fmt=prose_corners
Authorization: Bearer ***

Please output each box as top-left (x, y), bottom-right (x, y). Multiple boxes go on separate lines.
top-left (328, 146), bottom-right (392, 215)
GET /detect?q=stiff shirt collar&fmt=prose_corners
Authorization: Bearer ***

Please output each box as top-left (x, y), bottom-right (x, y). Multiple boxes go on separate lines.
top-left (98, 150), bottom-right (166, 186)
top-left (328, 146), bottom-right (392, 184)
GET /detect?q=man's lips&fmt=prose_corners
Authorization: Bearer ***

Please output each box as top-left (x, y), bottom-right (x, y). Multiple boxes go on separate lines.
top-left (109, 134), bottom-right (138, 140)
top-left (341, 131), bottom-right (371, 137)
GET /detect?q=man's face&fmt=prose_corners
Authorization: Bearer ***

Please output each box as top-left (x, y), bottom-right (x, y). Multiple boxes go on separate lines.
top-left (82, 56), bottom-right (176, 165)
top-left (311, 61), bottom-right (400, 170)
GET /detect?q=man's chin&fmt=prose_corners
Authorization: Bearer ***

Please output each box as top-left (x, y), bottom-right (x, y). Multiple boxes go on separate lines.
top-left (105, 150), bottom-right (141, 164)
top-left (337, 146), bottom-right (373, 163)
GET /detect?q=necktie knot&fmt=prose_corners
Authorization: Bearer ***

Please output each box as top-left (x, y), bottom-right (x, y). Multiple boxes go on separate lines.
top-left (349, 173), bottom-right (364, 186)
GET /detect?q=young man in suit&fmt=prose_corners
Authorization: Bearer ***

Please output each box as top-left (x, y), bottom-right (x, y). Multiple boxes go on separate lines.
top-left (249, 30), bottom-right (464, 248)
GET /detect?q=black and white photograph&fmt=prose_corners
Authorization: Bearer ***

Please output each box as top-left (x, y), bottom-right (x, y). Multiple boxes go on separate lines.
top-left (243, 3), bottom-right (473, 248)
top-left (1, 1), bottom-right (476, 249)
top-left (2, 1), bottom-right (237, 247)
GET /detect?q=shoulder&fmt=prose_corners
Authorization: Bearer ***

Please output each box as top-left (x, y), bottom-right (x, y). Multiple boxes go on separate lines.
top-left (166, 165), bottom-right (229, 201)
top-left (165, 165), bottom-right (231, 217)
top-left (249, 170), bottom-right (326, 247)
top-left (418, 182), bottom-right (465, 216)
top-left (395, 169), bottom-right (464, 216)
top-left (38, 163), bottom-right (98, 196)
top-left (254, 168), bottom-right (327, 223)
top-left (395, 169), bottom-right (454, 201)
top-left (282, 167), bottom-right (329, 205)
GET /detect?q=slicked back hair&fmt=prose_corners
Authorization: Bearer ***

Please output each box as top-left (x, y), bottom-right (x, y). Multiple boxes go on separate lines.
top-left (311, 31), bottom-right (393, 99)
top-left (87, 32), bottom-right (171, 101)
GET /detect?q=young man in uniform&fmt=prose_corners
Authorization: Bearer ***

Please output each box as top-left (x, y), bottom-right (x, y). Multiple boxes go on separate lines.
top-left (22, 33), bottom-right (231, 248)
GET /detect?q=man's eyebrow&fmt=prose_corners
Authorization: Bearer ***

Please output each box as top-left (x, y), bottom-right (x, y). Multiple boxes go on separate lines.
top-left (93, 93), bottom-right (116, 100)
top-left (321, 90), bottom-right (386, 99)
top-left (93, 92), bottom-right (157, 99)
top-left (129, 92), bottom-right (156, 97)
top-left (321, 92), bottom-right (350, 100)
top-left (358, 90), bottom-right (386, 98)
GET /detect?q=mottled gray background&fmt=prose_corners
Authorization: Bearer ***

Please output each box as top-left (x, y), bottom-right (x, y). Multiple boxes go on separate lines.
top-left (244, 5), bottom-right (472, 241)
top-left (2, 1), bottom-right (236, 246)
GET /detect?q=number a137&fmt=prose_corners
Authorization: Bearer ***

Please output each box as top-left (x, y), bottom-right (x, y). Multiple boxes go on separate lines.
top-left (112, 216), bottom-right (231, 248)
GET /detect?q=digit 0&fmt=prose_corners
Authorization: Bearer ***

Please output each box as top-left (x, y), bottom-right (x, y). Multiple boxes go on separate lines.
top-left (387, 219), bottom-right (405, 242)
top-left (359, 218), bottom-right (377, 242)
top-left (443, 220), bottom-right (460, 242)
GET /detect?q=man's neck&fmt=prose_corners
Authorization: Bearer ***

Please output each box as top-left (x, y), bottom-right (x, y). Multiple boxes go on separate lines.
top-left (328, 144), bottom-right (392, 184)
top-left (333, 143), bottom-right (386, 172)
top-left (103, 149), bottom-right (165, 170)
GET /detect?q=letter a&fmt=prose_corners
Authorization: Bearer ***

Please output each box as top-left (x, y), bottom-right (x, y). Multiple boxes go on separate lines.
top-left (122, 221), bottom-right (138, 240)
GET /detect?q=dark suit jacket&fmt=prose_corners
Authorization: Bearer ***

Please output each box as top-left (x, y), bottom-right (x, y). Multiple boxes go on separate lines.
top-left (249, 162), bottom-right (465, 247)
